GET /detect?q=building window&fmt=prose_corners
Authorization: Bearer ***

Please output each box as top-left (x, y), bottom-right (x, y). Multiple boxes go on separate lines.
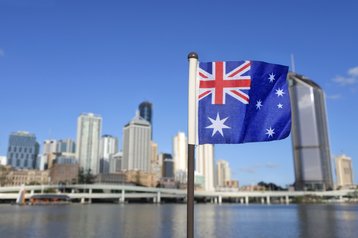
top-left (24, 159), bottom-right (28, 167)
top-left (19, 147), bottom-right (22, 152)
top-left (16, 159), bottom-right (20, 167)
top-left (24, 148), bottom-right (27, 153)
top-left (14, 147), bottom-right (17, 152)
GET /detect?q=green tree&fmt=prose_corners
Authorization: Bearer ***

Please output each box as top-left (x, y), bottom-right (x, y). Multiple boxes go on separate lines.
top-left (85, 169), bottom-right (95, 184)
top-left (78, 167), bottom-right (96, 184)
top-left (257, 181), bottom-right (285, 191)
top-left (78, 167), bottom-right (85, 184)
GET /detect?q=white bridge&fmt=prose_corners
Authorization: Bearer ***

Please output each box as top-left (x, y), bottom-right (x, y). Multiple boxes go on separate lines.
top-left (0, 184), bottom-right (354, 204)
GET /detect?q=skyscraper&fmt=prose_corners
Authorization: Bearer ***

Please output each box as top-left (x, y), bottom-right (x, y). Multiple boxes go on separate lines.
top-left (139, 101), bottom-right (153, 139)
top-left (138, 101), bottom-right (152, 124)
top-left (197, 144), bottom-right (215, 191)
top-left (6, 131), bottom-right (39, 169)
top-left (76, 113), bottom-right (102, 174)
top-left (335, 154), bottom-right (354, 188)
top-left (288, 73), bottom-right (333, 191)
top-left (99, 135), bottom-right (118, 173)
top-left (217, 160), bottom-right (231, 188)
top-left (173, 132), bottom-right (187, 181)
top-left (162, 153), bottom-right (174, 178)
top-left (42, 140), bottom-right (58, 169)
top-left (57, 139), bottom-right (76, 154)
top-left (122, 112), bottom-right (151, 172)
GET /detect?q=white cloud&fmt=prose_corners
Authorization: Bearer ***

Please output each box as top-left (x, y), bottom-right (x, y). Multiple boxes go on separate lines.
top-left (348, 66), bottom-right (358, 77)
top-left (333, 66), bottom-right (358, 86)
top-left (239, 163), bottom-right (280, 174)
top-left (326, 94), bottom-right (341, 100)
top-left (333, 76), bottom-right (357, 86)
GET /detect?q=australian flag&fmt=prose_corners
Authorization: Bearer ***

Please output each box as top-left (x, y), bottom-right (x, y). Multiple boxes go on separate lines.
top-left (197, 60), bottom-right (290, 144)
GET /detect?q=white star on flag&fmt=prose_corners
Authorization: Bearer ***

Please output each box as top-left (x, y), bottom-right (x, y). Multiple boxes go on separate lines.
top-left (256, 100), bottom-right (263, 110)
top-left (265, 127), bottom-right (275, 138)
top-left (206, 113), bottom-right (230, 137)
top-left (268, 73), bottom-right (276, 83)
top-left (277, 103), bottom-right (283, 109)
top-left (275, 88), bottom-right (285, 97)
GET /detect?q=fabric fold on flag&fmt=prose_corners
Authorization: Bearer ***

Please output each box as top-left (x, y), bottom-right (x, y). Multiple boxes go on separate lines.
top-left (197, 60), bottom-right (290, 144)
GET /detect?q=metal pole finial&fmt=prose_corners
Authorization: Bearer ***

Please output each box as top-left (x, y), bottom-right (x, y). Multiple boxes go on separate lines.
top-left (188, 52), bottom-right (199, 60)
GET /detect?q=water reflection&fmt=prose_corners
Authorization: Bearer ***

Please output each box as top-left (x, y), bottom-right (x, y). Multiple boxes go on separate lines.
top-left (297, 205), bottom-right (337, 238)
top-left (296, 204), bottom-right (358, 238)
top-left (0, 204), bottom-right (357, 238)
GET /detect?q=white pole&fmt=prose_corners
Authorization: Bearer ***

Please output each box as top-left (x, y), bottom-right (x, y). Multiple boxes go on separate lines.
top-left (188, 52), bottom-right (198, 145)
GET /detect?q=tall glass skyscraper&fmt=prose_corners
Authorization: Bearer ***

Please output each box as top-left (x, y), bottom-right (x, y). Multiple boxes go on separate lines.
top-left (288, 73), bottom-right (333, 191)
top-left (7, 131), bottom-right (39, 169)
top-left (138, 101), bottom-right (153, 139)
top-left (162, 153), bottom-right (174, 178)
top-left (138, 101), bottom-right (152, 124)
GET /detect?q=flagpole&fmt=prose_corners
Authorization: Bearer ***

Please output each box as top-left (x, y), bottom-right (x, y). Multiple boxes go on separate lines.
top-left (187, 52), bottom-right (198, 238)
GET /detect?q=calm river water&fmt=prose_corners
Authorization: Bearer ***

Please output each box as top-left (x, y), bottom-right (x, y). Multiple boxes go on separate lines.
top-left (0, 203), bottom-right (357, 238)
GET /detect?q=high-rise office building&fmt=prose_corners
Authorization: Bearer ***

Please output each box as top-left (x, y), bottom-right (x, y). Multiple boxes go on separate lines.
top-left (217, 160), bottom-right (231, 187)
top-left (109, 152), bottom-right (122, 173)
top-left (76, 113), bottom-right (102, 174)
top-left (41, 139), bottom-right (76, 170)
top-left (139, 101), bottom-right (153, 138)
top-left (57, 139), bottom-right (76, 154)
top-left (173, 132), bottom-right (187, 179)
top-left (6, 131), bottom-right (39, 169)
top-left (122, 112), bottom-right (151, 172)
top-left (162, 153), bottom-right (174, 178)
top-left (42, 140), bottom-right (58, 169)
top-left (197, 144), bottom-right (215, 191)
top-left (288, 73), bottom-right (333, 191)
top-left (99, 135), bottom-right (118, 173)
top-left (138, 101), bottom-right (152, 124)
top-left (335, 154), bottom-right (354, 188)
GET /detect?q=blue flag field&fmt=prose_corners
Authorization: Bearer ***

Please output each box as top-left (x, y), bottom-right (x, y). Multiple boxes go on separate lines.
top-left (197, 60), bottom-right (290, 144)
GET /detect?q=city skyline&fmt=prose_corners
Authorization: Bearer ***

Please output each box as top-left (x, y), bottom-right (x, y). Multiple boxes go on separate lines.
top-left (1, 1), bottom-right (358, 186)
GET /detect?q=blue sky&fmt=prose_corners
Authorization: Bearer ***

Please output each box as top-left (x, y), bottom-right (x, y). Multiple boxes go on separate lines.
top-left (0, 0), bottom-right (357, 186)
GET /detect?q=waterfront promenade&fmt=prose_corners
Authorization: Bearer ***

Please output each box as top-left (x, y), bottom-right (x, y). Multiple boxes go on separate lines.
top-left (0, 184), bottom-right (355, 204)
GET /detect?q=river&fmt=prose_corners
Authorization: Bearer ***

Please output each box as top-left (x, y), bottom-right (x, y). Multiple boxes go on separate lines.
top-left (0, 203), bottom-right (357, 238)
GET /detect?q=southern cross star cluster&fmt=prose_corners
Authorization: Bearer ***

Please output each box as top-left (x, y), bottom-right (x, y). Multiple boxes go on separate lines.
top-left (206, 72), bottom-right (287, 139)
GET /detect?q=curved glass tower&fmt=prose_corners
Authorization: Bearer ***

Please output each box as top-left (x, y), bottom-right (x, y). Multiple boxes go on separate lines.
top-left (288, 73), bottom-right (333, 191)
top-left (138, 101), bottom-right (152, 124)
top-left (139, 101), bottom-right (153, 139)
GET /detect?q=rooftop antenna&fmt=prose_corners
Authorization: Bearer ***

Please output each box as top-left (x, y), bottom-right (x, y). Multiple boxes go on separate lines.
top-left (290, 54), bottom-right (296, 73)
